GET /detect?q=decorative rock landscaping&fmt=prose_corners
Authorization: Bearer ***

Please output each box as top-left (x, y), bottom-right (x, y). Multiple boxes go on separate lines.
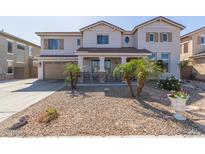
top-left (0, 82), bottom-right (203, 137)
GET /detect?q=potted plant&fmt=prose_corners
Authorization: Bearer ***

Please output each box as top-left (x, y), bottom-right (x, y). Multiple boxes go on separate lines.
top-left (168, 91), bottom-right (189, 120)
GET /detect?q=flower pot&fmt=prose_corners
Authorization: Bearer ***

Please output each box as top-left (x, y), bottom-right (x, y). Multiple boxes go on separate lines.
top-left (168, 95), bottom-right (189, 121)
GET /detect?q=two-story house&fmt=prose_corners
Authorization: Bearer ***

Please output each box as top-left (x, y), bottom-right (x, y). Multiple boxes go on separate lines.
top-left (36, 16), bottom-right (185, 81)
top-left (181, 27), bottom-right (205, 81)
top-left (0, 31), bottom-right (40, 80)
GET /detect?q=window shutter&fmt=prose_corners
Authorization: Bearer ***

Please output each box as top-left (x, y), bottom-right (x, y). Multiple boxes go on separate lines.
top-left (168, 33), bottom-right (172, 42)
top-left (159, 33), bottom-right (163, 42)
top-left (198, 36), bottom-right (201, 44)
top-left (60, 39), bottom-right (64, 50)
top-left (146, 33), bottom-right (150, 42)
top-left (154, 32), bottom-right (158, 42)
top-left (44, 39), bottom-right (48, 49)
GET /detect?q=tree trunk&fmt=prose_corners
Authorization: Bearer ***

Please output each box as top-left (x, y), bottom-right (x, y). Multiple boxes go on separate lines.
top-left (136, 76), bottom-right (145, 97)
top-left (125, 77), bottom-right (135, 98)
top-left (70, 72), bottom-right (74, 89)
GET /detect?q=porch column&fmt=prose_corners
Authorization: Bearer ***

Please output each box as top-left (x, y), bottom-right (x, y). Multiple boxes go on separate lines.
top-left (99, 56), bottom-right (105, 72)
top-left (121, 56), bottom-right (127, 64)
top-left (38, 60), bottom-right (44, 80)
top-left (78, 56), bottom-right (84, 82)
top-left (78, 56), bottom-right (84, 72)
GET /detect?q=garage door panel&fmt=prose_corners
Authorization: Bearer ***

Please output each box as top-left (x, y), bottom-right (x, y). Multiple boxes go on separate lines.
top-left (44, 62), bottom-right (71, 80)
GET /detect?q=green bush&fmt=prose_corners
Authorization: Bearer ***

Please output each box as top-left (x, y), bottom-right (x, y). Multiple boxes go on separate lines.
top-left (157, 76), bottom-right (181, 91)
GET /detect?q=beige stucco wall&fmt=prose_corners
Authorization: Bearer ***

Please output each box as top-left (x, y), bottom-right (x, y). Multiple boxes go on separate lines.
top-left (82, 25), bottom-right (122, 48)
top-left (192, 30), bottom-right (205, 55)
top-left (180, 40), bottom-right (193, 61)
top-left (121, 34), bottom-right (134, 47)
top-left (41, 35), bottom-right (82, 56)
top-left (0, 34), bottom-right (38, 79)
top-left (192, 58), bottom-right (205, 80)
top-left (137, 21), bottom-right (181, 78)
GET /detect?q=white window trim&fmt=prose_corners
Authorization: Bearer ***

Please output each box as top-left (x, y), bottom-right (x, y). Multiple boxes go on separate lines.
top-left (7, 52), bottom-right (14, 55)
top-left (162, 33), bottom-right (168, 43)
top-left (149, 33), bottom-right (155, 43)
top-left (96, 33), bottom-right (110, 45)
top-left (200, 35), bottom-right (205, 45)
top-left (77, 38), bottom-right (81, 46)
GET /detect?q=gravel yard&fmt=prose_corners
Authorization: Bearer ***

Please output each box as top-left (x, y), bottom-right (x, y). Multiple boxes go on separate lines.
top-left (0, 82), bottom-right (203, 137)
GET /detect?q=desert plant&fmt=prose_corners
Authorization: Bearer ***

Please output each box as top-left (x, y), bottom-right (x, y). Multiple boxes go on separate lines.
top-left (179, 60), bottom-right (188, 71)
top-left (157, 76), bottom-right (181, 91)
top-left (38, 108), bottom-right (59, 123)
top-left (130, 58), bottom-right (162, 97)
top-left (64, 64), bottom-right (80, 89)
top-left (113, 62), bottom-right (136, 97)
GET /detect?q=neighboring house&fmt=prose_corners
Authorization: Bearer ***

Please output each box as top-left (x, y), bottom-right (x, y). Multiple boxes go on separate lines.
top-left (0, 31), bottom-right (40, 80)
top-left (181, 27), bottom-right (205, 81)
top-left (36, 16), bottom-right (185, 81)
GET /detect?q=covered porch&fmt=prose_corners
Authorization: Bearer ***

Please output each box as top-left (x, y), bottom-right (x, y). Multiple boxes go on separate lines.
top-left (75, 47), bottom-right (152, 82)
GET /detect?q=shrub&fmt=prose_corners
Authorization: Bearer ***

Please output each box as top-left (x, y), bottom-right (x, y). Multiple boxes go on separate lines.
top-left (38, 108), bottom-right (59, 123)
top-left (157, 76), bottom-right (181, 91)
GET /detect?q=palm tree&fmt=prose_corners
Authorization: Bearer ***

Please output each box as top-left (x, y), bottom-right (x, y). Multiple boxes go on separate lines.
top-left (64, 64), bottom-right (80, 89)
top-left (130, 58), bottom-right (162, 97)
top-left (113, 62), bottom-right (136, 97)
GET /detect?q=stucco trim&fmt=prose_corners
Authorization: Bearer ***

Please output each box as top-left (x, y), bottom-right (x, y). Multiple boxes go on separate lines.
top-left (132, 16), bottom-right (185, 33)
top-left (80, 21), bottom-right (125, 32)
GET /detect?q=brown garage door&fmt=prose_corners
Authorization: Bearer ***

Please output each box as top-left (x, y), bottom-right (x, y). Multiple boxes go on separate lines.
top-left (14, 67), bottom-right (25, 79)
top-left (44, 62), bottom-right (72, 80)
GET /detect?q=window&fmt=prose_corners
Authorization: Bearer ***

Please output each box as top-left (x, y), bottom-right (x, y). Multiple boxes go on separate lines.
top-left (97, 35), bottom-right (109, 44)
top-left (161, 53), bottom-right (170, 72)
top-left (8, 41), bottom-right (13, 53)
top-left (149, 33), bottom-right (154, 42)
top-left (29, 46), bottom-right (32, 56)
top-left (183, 43), bottom-right (189, 53)
top-left (148, 53), bottom-right (157, 60)
top-left (200, 36), bottom-right (205, 44)
top-left (162, 33), bottom-right (168, 42)
top-left (125, 36), bottom-right (129, 43)
top-left (48, 39), bottom-right (61, 50)
top-left (7, 67), bottom-right (13, 74)
top-left (17, 44), bottom-right (25, 50)
top-left (16, 51), bottom-right (25, 62)
top-left (77, 39), bottom-right (81, 46)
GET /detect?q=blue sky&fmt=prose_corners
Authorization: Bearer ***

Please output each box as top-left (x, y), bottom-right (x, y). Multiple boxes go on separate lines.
top-left (0, 16), bottom-right (205, 45)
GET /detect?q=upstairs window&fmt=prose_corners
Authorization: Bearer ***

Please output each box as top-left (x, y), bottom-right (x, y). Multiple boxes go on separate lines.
top-left (183, 42), bottom-right (189, 53)
top-left (162, 33), bottom-right (168, 42)
top-left (77, 39), bottom-right (81, 46)
top-left (8, 41), bottom-right (13, 53)
top-left (97, 35), bottom-right (109, 44)
top-left (17, 44), bottom-right (25, 50)
top-left (200, 36), bottom-right (205, 45)
top-left (125, 36), bottom-right (129, 43)
top-left (149, 33), bottom-right (154, 42)
top-left (47, 39), bottom-right (64, 50)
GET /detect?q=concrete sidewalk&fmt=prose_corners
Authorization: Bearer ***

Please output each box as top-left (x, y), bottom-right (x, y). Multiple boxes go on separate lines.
top-left (0, 79), bottom-right (64, 122)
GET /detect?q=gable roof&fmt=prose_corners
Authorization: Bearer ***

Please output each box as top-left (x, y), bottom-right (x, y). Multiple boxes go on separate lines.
top-left (80, 20), bottom-right (125, 32)
top-left (181, 26), bottom-right (205, 39)
top-left (0, 31), bottom-right (40, 48)
top-left (132, 16), bottom-right (185, 33)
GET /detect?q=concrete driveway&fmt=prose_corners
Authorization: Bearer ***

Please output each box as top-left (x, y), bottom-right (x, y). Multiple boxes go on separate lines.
top-left (0, 79), bottom-right (65, 122)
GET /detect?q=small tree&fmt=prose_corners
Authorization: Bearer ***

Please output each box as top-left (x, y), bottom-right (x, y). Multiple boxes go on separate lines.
top-left (64, 64), bottom-right (80, 89)
top-left (113, 62), bottom-right (136, 97)
top-left (130, 58), bottom-right (162, 97)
